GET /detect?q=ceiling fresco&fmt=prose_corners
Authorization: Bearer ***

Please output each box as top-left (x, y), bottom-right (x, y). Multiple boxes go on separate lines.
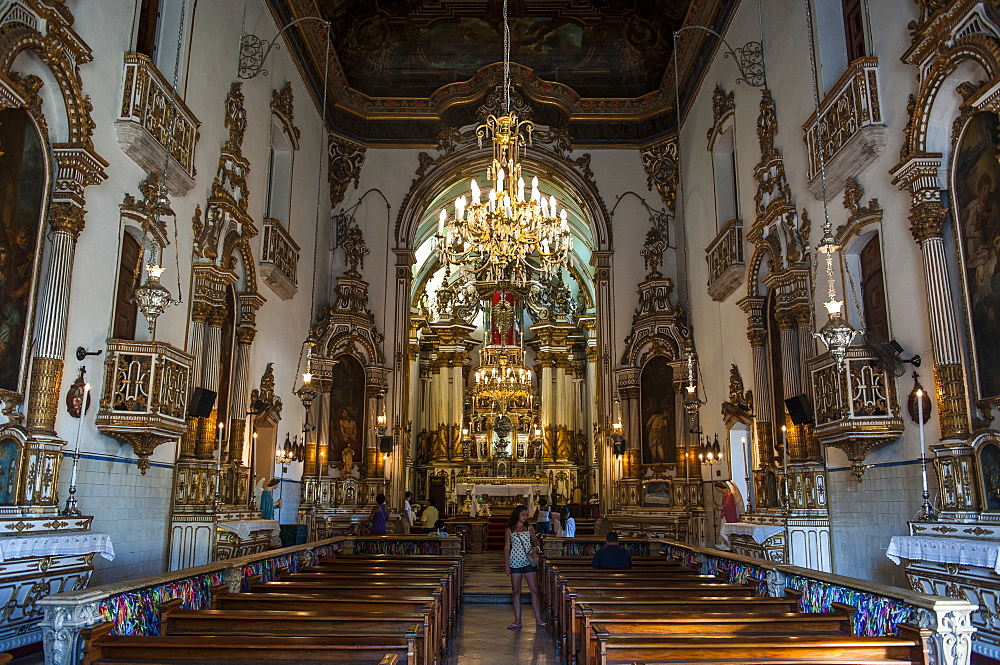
top-left (264, 0), bottom-right (737, 145)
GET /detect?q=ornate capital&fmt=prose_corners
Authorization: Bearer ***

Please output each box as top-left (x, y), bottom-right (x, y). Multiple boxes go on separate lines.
top-left (747, 329), bottom-right (767, 348)
top-left (773, 309), bottom-right (797, 331)
top-left (236, 326), bottom-right (256, 345)
top-left (910, 200), bottom-right (947, 243)
top-left (207, 306), bottom-right (228, 327)
top-left (48, 202), bottom-right (86, 239)
top-left (191, 301), bottom-right (212, 323)
top-left (792, 304), bottom-right (812, 327)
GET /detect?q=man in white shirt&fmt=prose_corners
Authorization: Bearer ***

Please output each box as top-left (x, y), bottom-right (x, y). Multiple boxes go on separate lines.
top-left (403, 491), bottom-right (415, 534)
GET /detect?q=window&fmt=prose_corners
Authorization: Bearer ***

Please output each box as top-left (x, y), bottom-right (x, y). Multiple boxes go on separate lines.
top-left (712, 125), bottom-right (739, 229)
top-left (265, 117), bottom-right (294, 226)
top-left (842, 0), bottom-right (867, 61)
top-left (859, 233), bottom-right (889, 340)
top-left (112, 232), bottom-right (141, 340)
top-left (135, 0), bottom-right (160, 58)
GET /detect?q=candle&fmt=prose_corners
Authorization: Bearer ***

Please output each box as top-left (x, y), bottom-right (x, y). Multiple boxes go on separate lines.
top-left (781, 425), bottom-right (788, 470)
top-left (917, 388), bottom-right (927, 493)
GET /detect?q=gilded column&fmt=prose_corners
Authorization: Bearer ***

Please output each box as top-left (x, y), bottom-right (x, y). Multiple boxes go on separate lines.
top-left (893, 157), bottom-right (970, 439)
top-left (179, 301), bottom-right (211, 459)
top-left (226, 327), bottom-right (254, 465)
top-left (27, 204), bottom-right (86, 435)
top-left (794, 305), bottom-right (823, 461)
top-left (196, 307), bottom-right (226, 459)
top-left (315, 381), bottom-right (331, 474)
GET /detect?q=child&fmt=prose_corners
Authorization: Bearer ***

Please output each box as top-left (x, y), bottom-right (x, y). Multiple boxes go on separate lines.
top-left (562, 506), bottom-right (576, 538)
top-left (429, 518), bottom-right (449, 537)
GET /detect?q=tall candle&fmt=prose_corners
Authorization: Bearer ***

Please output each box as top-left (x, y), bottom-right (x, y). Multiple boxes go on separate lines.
top-left (918, 389), bottom-right (928, 495)
top-left (781, 425), bottom-right (787, 471)
top-left (217, 422), bottom-right (224, 466)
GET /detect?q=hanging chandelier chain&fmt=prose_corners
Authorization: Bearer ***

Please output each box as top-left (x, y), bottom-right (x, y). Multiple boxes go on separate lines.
top-left (503, 0), bottom-right (510, 114)
top-left (804, 0), bottom-right (832, 240)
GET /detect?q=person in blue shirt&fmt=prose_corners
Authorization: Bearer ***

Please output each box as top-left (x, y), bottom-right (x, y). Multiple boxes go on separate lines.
top-left (429, 519), bottom-right (448, 537)
top-left (591, 531), bottom-right (632, 569)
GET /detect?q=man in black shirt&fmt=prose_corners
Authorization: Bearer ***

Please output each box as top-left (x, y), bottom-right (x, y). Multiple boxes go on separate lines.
top-left (591, 531), bottom-right (632, 569)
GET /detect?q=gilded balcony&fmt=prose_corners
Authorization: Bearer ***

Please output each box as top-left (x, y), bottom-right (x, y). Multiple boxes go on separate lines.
top-left (96, 340), bottom-right (194, 474)
top-left (705, 219), bottom-right (744, 302)
top-left (802, 57), bottom-right (885, 199)
top-left (115, 53), bottom-right (201, 196)
top-left (809, 346), bottom-right (904, 481)
top-left (260, 218), bottom-right (300, 300)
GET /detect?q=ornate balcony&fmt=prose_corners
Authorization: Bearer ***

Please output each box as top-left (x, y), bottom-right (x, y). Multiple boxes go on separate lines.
top-left (705, 219), bottom-right (744, 302)
top-left (803, 57), bottom-right (885, 199)
top-left (115, 53), bottom-right (200, 196)
top-left (260, 218), bottom-right (300, 300)
top-left (809, 346), bottom-right (904, 481)
top-left (96, 340), bottom-right (194, 474)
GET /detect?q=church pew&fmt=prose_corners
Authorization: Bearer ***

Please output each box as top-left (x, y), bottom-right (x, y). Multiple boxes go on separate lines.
top-left (213, 591), bottom-right (443, 665)
top-left (83, 629), bottom-right (414, 664)
top-left (161, 606), bottom-right (429, 665)
top-left (588, 626), bottom-right (924, 665)
top-left (326, 554), bottom-right (464, 584)
top-left (249, 579), bottom-right (455, 642)
top-left (281, 568), bottom-right (461, 619)
top-left (576, 611), bottom-right (852, 665)
top-left (557, 581), bottom-right (757, 653)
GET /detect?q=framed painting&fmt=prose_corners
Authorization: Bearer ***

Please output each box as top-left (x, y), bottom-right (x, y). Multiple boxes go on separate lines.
top-left (642, 480), bottom-right (673, 507)
top-left (328, 355), bottom-right (366, 475)
top-left (0, 109), bottom-right (47, 395)
top-left (640, 356), bottom-right (676, 465)
top-left (953, 111), bottom-right (1000, 403)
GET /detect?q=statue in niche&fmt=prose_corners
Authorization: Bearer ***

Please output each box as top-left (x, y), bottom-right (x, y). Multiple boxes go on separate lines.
top-left (416, 428), bottom-right (430, 463)
top-left (555, 428), bottom-right (572, 461)
top-left (341, 445), bottom-right (355, 476)
top-left (432, 427), bottom-right (448, 458)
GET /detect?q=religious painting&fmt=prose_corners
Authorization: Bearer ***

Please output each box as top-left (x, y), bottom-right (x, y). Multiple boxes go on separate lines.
top-left (640, 356), bottom-right (676, 465)
top-left (328, 355), bottom-right (366, 475)
top-left (954, 111), bottom-right (1000, 402)
top-left (0, 438), bottom-right (17, 504)
top-left (642, 480), bottom-right (673, 507)
top-left (0, 109), bottom-right (46, 394)
top-left (979, 440), bottom-right (1000, 511)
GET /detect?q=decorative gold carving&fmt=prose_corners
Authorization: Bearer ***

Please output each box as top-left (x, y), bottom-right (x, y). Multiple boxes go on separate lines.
top-left (26, 358), bottom-right (62, 434)
top-left (622, 449), bottom-right (640, 480)
top-left (0, 389), bottom-right (24, 424)
top-left (191, 301), bottom-right (211, 323)
top-left (909, 199), bottom-right (947, 243)
top-left (757, 88), bottom-right (778, 156)
top-left (728, 364), bottom-right (753, 414)
top-left (250, 363), bottom-right (282, 424)
top-left (47, 202), bottom-right (86, 239)
top-left (207, 306), bottom-right (228, 327)
top-left (640, 137), bottom-right (677, 211)
top-left (236, 326), bottom-right (256, 345)
top-left (708, 85), bottom-right (735, 142)
top-left (935, 362), bottom-right (970, 439)
top-left (224, 82), bottom-right (247, 154)
top-left (641, 226), bottom-right (667, 279)
top-left (109, 431), bottom-right (171, 474)
top-left (328, 136), bottom-right (366, 209)
top-left (341, 225), bottom-right (370, 277)
top-left (178, 415), bottom-right (198, 458)
top-left (270, 81), bottom-right (300, 146)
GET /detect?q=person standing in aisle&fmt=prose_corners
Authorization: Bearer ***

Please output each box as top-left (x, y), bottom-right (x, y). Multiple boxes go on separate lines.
top-left (503, 504), bottom-right (545, 630)
top-left (533, 497), bottom-right (552, 534)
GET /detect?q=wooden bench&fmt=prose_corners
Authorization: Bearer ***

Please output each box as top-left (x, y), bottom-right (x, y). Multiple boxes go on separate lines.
top-left (576, 611), bottom-right (853, 665)
top-left (589, 626), bottom-right (924, 665)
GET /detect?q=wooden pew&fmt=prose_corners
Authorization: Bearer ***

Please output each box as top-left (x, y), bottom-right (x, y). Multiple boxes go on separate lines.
top-left (589, 625), bottom-right (924, 665)
top-left (576, 611), bottom-right (852, 665)
top-left (213, 590), bottom-right (442, 665)
top-left (328, 554), bottom-right (465, 585)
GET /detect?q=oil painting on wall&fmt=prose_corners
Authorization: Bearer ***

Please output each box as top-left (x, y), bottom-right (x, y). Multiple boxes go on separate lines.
top-left (640, 356), bottom-right (675, 465)
top-left (0, 109), bottom-right (45, 394)
top-left (955, 111), bottom-right (1000, 402)
top-left (328, 355), bottom-right (366, 475)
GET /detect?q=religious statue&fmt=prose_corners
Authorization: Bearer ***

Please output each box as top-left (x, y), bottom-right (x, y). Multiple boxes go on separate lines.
top-left (341, 445), bottom-right (355, 474)
top-left (432, 426), bottom-right (448, 459)
top-left (476, 495), bottom-right (492, 517)
top-left (416, 428), bottom-right (430, 463)
top-left (555, 428), bottom-right (572, 460)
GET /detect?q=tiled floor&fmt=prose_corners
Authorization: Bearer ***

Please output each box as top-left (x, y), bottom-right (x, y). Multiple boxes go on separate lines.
top-left (447, 604), bottom-right (559, 665)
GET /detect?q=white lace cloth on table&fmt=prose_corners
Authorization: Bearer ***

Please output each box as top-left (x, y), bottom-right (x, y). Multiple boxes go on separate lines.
top-left (720, 521), bottom-right (786, 544)
top-left (0, 531), bottom-right (115, 562)
top-left (886, 535), bottom-right (1000, 573)
top-left (218, 519), bottom-right (281, 547)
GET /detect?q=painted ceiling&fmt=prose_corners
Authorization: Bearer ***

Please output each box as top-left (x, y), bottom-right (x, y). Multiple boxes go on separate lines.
top-left (264, 0), bottom-right (736, 145)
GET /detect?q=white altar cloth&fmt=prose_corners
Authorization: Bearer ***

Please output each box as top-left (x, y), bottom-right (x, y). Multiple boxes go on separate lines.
top-left (886, 535), bottom-right (1000, 574)
top-left (218, 519), bottom-right (281, 547)
top-left (0, 531), bottom-right (115, 562)
top-left (720, 522), bottom-right (785, 544)
top-left (457, 484), bottom-right (549, 518)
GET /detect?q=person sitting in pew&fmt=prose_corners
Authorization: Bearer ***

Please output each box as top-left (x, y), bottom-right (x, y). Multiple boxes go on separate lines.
top-left (428, 519), bottom-right (449, 537)
top-left (591, 531), bottom-right (631, 569)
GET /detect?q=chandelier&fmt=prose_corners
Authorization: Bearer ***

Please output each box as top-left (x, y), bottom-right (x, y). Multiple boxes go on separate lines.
top-left (436, 0), bottom-right (571, 287)
top-left (472, 346), bottom-right (534, 413)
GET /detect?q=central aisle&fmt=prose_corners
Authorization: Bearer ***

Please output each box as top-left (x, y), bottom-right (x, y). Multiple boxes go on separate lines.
top-left (447, 605), bottom-right (559, 665)
top-left (452, 552), bottom-right (559, 664)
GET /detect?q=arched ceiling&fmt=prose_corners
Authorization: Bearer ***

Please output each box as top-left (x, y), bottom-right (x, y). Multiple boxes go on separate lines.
top-left (263, 0), bottom-right (738, 145)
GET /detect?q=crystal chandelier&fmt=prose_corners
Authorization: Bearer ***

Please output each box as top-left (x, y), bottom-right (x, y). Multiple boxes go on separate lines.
top-left (472, 346), bottom-right (534, 413)
top-left (436, 0), bottom-right (571, 287)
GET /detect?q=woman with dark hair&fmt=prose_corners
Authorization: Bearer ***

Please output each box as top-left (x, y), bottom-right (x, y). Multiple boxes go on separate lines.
top-left (503, 504), bottom-right (545, 630)
top-left (368, 493), bottom-right (389, 535)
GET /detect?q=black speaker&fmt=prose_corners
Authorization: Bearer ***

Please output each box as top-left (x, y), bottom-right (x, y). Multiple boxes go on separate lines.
top-left (784, 394), bottom-right (813, 425)
top-left (379, 436), bottom-right (394, 454)
top-left (188, 387), bottom-right (217, 418)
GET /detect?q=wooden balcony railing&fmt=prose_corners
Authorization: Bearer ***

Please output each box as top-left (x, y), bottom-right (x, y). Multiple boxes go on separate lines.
top-left (260, 218), bottom-right (300, 300)
top-left (705, 219), bottom-right (744, 302)
top-left (802, 58), bottom-right (885, 198)
top-left (116, 52), bottom-right (201, 195)
top-left (96, 340), bottom-right (194, 474)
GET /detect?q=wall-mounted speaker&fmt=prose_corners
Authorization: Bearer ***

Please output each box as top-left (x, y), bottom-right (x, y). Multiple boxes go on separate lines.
top-left (784, 394), bottom-right (813, 425)
top-left (379, 436), bottom-right (394, 454)
top-left (188, 387), bottom-right (217, 418)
